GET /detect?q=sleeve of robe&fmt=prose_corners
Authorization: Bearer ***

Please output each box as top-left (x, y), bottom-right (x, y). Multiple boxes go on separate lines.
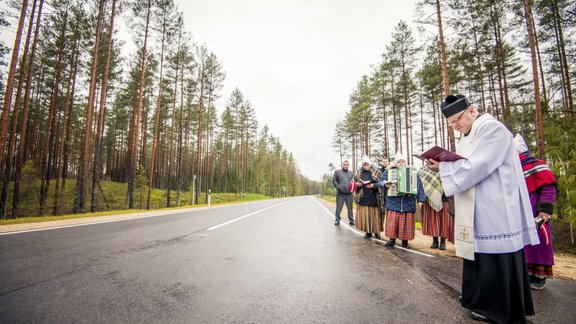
top-left (439, 120), bottom-right (510, 197)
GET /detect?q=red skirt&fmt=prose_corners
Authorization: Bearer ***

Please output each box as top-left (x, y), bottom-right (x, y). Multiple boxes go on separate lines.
top-left (385, 210), bottom-right (415, 240)
top-left (527, 263), bottom-right (553, 279)
top-left (421, 202), bottom-right (451, 239)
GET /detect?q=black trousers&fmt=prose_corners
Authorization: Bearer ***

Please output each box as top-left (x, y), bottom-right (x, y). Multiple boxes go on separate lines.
top-left (335, 194), bottom-right (353, 223)
top-left (462, 249), bottom-right (534, 324)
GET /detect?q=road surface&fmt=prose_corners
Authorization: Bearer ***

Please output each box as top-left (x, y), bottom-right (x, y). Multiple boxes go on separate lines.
top-left (0, 196), bottom-right (574, 323)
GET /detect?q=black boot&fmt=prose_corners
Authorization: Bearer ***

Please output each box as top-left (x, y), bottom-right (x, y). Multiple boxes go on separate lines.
top-left (401, 240), bottom-right (409, 248)
top-left (364, 232), bottom-right (372, 239)
top-left (375, 233), bottom-right (381, 240)
top-left (385, 238), bottom-right (396, 247)
top-left (531, 277), bottom-right (547, 290)
top-left (439, 237), bottom-right (446, 250)
top-left (430, 237), bottom-right (439, 249)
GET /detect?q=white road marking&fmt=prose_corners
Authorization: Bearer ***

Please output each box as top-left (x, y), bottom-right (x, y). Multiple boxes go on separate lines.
top-left (207, 200), bottom-right (292, 231)
top-left (0, 217), bottom-right (158, 236)
top-left (314, 197), bottom-right (435, 258)
top-left (0, 202), bottom-right (268, 236)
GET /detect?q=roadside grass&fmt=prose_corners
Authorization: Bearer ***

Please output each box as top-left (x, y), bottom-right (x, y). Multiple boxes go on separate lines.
top-left (0, 209), bottom-right (148, 225)
top-left (0, 179), bottom-right (271, 225)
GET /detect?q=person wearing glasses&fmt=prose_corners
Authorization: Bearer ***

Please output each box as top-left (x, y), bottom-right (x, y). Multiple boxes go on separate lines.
top-left (427, 95), bottom-right (539, 323)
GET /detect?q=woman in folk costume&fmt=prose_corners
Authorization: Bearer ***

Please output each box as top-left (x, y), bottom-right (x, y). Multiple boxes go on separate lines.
top-left (418, 164), bottom-right (453, 250)
top-left (377, 152), bottom-right (425, 248)
top-left (515, 134), bottom-right (557, 290)
top-left (353, 155), bottom-right (384, 239)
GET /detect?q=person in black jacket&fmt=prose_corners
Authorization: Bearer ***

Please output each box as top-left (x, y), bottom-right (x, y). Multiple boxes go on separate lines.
top-left (354, 156), bottom-right (383, 239)
top-left (332, 160), bottom-right (355, 225)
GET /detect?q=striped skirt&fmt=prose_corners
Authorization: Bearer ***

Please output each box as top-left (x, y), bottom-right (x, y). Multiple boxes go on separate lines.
top-left (527, 263), bottom-right (553, 279)
top-left (385, 210), bottom-right (415, 240)
top-left (355, 205), bottom-right (383, 234)
top-left (421, 202), bottom-right (451, 239)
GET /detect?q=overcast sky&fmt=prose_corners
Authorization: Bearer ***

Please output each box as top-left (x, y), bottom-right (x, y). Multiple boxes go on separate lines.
top-left (0, 0), bottom-right (422, 181)
top-left (176, 0), bottom-right (421, 180)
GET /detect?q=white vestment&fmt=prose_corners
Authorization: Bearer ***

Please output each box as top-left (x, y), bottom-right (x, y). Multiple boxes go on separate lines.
top-left (439, 114), bottom-right (539, 260)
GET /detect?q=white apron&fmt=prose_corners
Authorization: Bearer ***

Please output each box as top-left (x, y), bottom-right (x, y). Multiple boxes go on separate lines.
top-left (453, 114), bottom-right (493, 261)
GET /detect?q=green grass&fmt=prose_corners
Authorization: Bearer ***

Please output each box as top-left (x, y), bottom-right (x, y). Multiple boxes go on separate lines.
top-left (0, 179), bottom-right (271, 225)
top-left (319, 195), bottom-right (336, 203)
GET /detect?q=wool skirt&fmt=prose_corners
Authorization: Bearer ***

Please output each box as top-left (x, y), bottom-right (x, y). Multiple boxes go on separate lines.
top-left (385, 210), bottom-right (415, 240)
top-left (355, 205), bottom-right (383, 234)
top-left (527, 263), bottom-right (553, 279)
top-left (421, 202), bottom-right (451, 238)
top-left (462, 250), bottom-right (535, 324)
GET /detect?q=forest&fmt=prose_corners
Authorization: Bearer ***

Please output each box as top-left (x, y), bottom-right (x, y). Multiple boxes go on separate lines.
top-left (0, 0), bottom-right (317, 219)
top-left (325, 0), bottom-right (575, 252)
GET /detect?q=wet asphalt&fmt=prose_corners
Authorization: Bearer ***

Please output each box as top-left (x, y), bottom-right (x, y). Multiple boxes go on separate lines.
top-left (0, 196), bottom-right (574, 323)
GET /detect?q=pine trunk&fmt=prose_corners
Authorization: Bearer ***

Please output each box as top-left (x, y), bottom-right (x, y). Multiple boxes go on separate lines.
top-left (91, 0), bottom-right (116, 212)
top-left (435, 0), bottom-right (455, 151)
top-left (40, 10), bottom-right (68, 215)
top-left (195, 78), bottom-right (204, 205)
top-left (127, 0), bottom-right (151, 209)
top-left (53, 26), bottom-right (79, 215)
top-left (522, 0), bottom-right (545, 159)
top-left (147, 20), bottom-right (167, 210)
top-left (0, 0), bottom-right (37, 218)
top-left (76, 0), bottom-right (105, 214)
top-left (552, 0), bottom-right (573, 116)
top-left (0, 0), bottom-right (29, 178)
top-left (391, 74), bottom-right (398, 152)
top-left (12, 0), bottom-right (44, 218)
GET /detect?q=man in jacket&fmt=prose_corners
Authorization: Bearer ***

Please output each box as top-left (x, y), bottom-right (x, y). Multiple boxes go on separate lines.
top-left (332, 160), bottom-right (355, 225)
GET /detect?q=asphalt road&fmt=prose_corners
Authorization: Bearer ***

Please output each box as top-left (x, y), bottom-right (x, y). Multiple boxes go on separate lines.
top-left (0, 196), bottom-right (574, 323)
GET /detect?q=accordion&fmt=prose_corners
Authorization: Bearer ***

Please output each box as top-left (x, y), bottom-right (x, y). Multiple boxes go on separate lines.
top-left (387, 166), bottom-right (418, 196)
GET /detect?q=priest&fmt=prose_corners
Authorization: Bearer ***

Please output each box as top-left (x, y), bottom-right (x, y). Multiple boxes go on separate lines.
top-left (427, 95), bottom-right (539, 324)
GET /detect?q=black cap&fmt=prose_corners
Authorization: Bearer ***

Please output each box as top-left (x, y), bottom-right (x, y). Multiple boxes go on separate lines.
top-left (441, 95), bottom-right (470, 118)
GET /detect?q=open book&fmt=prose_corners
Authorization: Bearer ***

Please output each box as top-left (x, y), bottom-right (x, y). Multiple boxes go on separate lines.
top-left (412, 146), bottom-right (465, 162)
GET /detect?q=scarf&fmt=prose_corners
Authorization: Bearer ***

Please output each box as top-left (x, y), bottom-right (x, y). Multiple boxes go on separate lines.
top-left (354, 167), bottom-right (383, 208)
top-left (418, 165), bottom-right (444, 211)
top-left (519, 152), bottom-right (556, 193)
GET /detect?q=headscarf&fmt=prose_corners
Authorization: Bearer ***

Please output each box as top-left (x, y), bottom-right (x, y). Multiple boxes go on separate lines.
top-left (394, 151), bottom-right (407, 164)
top-left (361, 154), bottom-right (371, 166)
top-left (514, 133), bottom-right (528, 153)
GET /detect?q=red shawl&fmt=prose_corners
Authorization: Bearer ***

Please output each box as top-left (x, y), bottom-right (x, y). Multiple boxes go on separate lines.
top-left (519, 153), bottom-right (556, 193)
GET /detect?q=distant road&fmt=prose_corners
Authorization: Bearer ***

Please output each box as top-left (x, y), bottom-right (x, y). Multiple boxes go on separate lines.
top-left (0, 196), bottom-right (574, 323)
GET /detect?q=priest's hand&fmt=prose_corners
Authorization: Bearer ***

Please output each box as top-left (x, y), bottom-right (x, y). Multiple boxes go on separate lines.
top-left (427, 159), bottom-right (440, 172)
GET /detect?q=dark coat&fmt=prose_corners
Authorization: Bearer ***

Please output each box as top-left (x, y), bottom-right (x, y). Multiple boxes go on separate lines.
top-left (332, 168), bottom-right (355, 195)
top-left (355, 169), bottom-right (379, 207)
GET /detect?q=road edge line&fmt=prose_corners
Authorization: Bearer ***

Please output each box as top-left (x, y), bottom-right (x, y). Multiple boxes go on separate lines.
top-left (314, 197), bottom-right (434, 258)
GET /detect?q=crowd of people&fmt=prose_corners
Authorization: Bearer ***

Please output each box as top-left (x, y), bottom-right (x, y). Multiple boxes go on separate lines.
top-left (331, 95), bottom-right (557, 324)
